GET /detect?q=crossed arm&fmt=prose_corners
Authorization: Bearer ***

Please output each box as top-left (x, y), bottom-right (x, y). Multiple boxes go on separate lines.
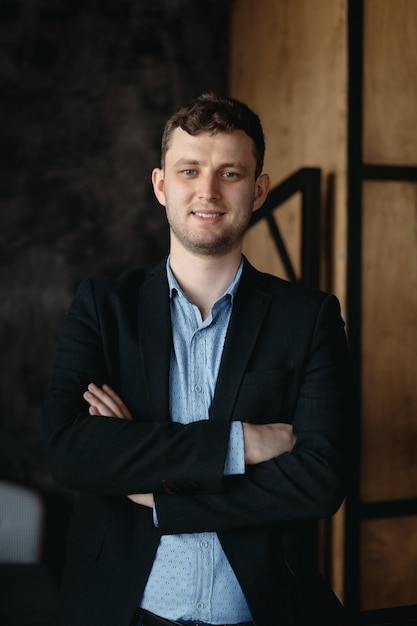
top-left (83, 383), bottom-right (296, 508)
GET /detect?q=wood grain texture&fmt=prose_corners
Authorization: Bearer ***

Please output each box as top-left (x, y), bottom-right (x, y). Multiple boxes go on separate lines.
top-left (361, 181), bottom-right (417, 502)
top-left (364, 0), bottom-right (417, 164)
top-left (361, 516), bottom-right (417, 610)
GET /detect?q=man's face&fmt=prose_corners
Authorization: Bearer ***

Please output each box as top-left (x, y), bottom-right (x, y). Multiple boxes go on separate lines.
top-left (152, 127), bottom-right (270, 258)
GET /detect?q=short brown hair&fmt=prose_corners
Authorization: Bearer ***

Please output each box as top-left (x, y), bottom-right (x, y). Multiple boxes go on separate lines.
top-left (160, 92), bottom-right (266, 178)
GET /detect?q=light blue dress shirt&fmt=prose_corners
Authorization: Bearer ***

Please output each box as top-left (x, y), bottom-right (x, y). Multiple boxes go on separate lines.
top-left (139, 258), bottom-right (252, 624)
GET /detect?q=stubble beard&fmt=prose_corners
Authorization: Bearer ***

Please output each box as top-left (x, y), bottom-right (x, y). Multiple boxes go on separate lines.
top-left (168, 210), bottom-right (253, 258)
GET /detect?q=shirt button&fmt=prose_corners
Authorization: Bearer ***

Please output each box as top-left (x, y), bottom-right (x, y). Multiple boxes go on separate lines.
top-left (196, 601), bottom-right (204, 611)
top-left (200, 539), bottom-right (208, 548)
top-left (194, 384), bottom-right (202, 392)
top-left (195, 331), bottom-right (202, 339)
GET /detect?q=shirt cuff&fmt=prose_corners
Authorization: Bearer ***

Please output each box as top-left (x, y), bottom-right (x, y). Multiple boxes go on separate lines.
top-left (153, 505), bottom-right (159, 528)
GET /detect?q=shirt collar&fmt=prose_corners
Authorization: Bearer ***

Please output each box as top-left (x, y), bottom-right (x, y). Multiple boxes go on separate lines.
top-left (166, 255), bottom-right (243, 303)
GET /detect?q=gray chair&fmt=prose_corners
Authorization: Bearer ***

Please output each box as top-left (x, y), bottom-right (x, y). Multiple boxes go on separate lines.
top-left (0, 480), bottom-right (59, 626)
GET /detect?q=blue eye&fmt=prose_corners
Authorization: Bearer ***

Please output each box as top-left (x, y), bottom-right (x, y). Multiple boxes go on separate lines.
top-left (182, 169), bottom-right (196, 176)
top-left (222, 171), bottom-right (237, 179)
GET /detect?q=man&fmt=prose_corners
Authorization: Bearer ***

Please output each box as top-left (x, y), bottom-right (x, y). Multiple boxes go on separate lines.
top-left (44, 92), bottom-right (350, 626)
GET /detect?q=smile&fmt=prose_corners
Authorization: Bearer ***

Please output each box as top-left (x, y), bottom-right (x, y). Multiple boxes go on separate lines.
top-left (193, 212), bottom-right (222, 218)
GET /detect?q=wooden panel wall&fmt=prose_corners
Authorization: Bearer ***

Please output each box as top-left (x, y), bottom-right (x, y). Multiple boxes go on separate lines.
top-left (229, 0), bottom-right (348, 601)
top-left (360, 0), bottom-right (417, 610)
top-left (361, 182), bottom-right (417, 503)
top-left (363, 0), bottom-right (417, 166)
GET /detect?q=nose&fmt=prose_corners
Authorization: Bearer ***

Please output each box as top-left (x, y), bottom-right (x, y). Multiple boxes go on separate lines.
top-left (197, 172), bottom-right (220, 201)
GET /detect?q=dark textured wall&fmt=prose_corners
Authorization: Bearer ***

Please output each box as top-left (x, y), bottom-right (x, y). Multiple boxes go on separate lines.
top-left (0, 0), bottom-right (230, 489)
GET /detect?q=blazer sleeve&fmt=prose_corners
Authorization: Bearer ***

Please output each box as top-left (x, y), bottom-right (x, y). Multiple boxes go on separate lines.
top-left (154, 292), bottom-right (351, 534)
top-left (43, 277), bottom-right (231, 497)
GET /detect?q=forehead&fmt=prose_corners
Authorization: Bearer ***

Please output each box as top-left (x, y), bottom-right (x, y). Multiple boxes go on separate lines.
top-left (166, 127), bottom-right (257, 168)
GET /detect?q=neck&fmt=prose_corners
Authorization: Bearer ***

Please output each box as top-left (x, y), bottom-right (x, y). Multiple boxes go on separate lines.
top-left (169, 245), bottom-right (243, 320)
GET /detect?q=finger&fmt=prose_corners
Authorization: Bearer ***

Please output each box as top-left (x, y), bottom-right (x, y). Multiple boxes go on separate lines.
top-left (102, 384), bottom-right (133, 420)
top-left (84, 391), bottom-right (126, 419)
top-left (87, 383), bottom-right (123, 416)
top-left (84, 390), bottom-right (113, 416)
top-left (85, 384), bottom-right (133, 420)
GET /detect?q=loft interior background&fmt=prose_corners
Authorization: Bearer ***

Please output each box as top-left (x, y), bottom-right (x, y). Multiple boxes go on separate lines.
top-left (0, 0), bottom-right (231, 487)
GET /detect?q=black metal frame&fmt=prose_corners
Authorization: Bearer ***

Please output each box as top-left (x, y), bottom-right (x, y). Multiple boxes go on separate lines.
top-left (250, 167), bottom-right (321, 288)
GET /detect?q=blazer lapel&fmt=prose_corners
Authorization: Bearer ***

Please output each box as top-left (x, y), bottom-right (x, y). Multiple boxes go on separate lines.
top-left (138, 260), bottom-right (172, 422)
top-left (210, 261), bottom-right (272, 423)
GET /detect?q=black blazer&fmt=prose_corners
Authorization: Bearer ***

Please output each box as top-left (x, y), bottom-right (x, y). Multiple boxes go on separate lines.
top-left (43, 257), bottom-right (351, 626)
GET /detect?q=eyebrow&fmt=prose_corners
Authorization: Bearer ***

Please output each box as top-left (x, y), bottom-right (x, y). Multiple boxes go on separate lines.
top-left (173, 158), bottom-right (200, 167)
top-left (173, 157), bottom-right (249, 172)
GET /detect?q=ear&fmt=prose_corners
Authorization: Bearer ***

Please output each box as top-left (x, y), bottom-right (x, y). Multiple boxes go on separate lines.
top-left (252, 173), bottom-right (271, 212)
top-left (152, 168), bottom-right (166, 206)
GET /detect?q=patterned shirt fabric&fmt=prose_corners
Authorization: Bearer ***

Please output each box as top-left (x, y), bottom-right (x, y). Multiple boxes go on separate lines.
top-left (139, 257), bottom-right (251, 624)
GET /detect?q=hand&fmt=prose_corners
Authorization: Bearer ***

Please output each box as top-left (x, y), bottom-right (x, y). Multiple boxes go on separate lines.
top-left (128, 493), bottom-right (154, 508)
top-left (242, 422), bottom-right (296, 465)
top-left (84, 385), bottom-right (153, 505)
top-left (83, 383), bottom-right (133, 420)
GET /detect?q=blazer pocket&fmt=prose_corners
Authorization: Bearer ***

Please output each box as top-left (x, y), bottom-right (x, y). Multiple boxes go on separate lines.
top-left (66, 514), bottom-right (104, 561)
top-left (232, 368), bottom-right (293, 423)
